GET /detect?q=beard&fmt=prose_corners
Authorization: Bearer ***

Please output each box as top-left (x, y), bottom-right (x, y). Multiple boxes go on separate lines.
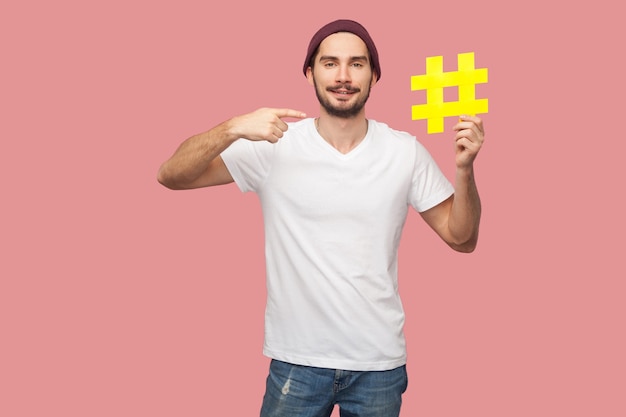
top-left (313, 77), bottom-right (372, 119)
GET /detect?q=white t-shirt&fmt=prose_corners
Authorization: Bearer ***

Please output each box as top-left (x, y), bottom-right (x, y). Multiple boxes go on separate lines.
top-left (221, 118), bottom-right (454, 371)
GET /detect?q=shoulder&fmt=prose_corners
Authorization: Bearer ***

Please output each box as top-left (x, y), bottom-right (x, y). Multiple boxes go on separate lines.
top-left (373, 119), bottom-right (433, 145)
top-left (369, 120), bottom-right (417, 144)
top-left (368, 120), bottom-right (440, 167)
top-left (227, 118), bottom-right (314, 155)
top-left (368, 119), bottom-right (423, 157)
top-left (286, 118), bottom-right (315, 135)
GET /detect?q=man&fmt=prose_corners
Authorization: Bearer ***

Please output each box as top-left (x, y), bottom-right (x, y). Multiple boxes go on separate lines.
top-left (158, 19), bottom-right (483, 417)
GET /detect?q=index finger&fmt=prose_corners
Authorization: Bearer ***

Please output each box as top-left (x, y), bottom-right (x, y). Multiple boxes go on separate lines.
top-left (273, 108), bottom-right (307, 119)
top-left (458, 115), bottom-right (484, 133)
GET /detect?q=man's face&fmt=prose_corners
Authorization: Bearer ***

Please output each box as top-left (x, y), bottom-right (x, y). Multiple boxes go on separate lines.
top-left (307, 32), bottom-right (377, 118)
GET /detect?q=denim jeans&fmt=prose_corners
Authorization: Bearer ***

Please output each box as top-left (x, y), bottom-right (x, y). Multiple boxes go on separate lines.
top-left (260, 360), bottom-right (408, 417)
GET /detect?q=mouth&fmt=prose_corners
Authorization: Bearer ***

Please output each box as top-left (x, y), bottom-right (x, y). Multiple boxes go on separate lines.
top-left (327, 85), bottom-right (360, 99)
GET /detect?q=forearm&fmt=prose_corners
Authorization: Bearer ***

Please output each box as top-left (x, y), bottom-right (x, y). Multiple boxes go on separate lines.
top-left (157, 107), bottom-right (306, 189)
top-left (448, 166), bottom-right (482, 252)
top-left (157, 121), bottom-right (236, 189)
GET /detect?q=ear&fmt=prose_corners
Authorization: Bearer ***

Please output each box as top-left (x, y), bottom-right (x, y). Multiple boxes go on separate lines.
top-left (370, 72), bottom-right (378, 88)
top-left (306, 66), bottom-right (314, 86)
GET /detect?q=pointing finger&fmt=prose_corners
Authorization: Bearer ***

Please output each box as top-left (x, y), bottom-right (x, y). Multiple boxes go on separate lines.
top-left (274, 108), bottom-right (307, 119)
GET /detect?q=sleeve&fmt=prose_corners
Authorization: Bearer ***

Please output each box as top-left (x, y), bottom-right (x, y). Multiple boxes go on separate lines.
top-left (408, 140), bottom-right (455, 212)
top-left (220, 138), bottom-right (275, 193)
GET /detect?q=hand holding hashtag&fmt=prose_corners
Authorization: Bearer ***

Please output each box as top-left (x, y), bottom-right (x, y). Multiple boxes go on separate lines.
top-left (453, 116), bottom-right (484, 169)
top-left (411, 52), bottom-right (488, 134)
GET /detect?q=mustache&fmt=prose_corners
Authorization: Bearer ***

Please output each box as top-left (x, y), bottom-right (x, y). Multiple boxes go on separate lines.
top-left (327, 84), bottom-right (361, 93)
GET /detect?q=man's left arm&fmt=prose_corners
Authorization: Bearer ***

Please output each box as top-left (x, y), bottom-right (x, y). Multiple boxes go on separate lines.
top-left (420, 116), bottom-right (484, 253)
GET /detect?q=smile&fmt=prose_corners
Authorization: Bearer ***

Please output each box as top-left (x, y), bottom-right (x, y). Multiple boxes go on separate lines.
top-left (328, 88), bottom-right (359, 98)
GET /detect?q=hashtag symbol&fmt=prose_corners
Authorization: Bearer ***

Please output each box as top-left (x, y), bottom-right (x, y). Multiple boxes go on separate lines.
top-left (411, 52), bottom-right (488, 134)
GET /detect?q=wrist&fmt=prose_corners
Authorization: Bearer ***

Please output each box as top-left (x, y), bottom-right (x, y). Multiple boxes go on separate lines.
top-left (456, 164), bottom-right (475, 179)
top-left (219, 118), bottom-right (242, 145)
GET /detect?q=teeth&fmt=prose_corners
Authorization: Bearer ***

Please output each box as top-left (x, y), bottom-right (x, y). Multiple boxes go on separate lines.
top-left (329, 89), bottom-right (354, 95)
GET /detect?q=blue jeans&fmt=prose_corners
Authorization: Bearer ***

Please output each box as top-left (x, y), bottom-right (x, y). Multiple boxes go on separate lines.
top-left (260, 360), bottom-right (408, 417)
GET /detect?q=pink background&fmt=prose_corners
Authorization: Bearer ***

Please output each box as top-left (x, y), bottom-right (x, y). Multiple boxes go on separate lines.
top-left (2, 0), bottom-right (624, 416)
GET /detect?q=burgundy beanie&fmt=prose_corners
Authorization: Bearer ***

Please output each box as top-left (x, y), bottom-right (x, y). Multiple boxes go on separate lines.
top-left (303, 19), bottom-right (381, 80)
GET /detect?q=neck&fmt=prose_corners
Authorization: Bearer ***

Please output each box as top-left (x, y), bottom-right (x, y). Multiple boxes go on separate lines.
top-left (315, 112), bottom-right (369, 154)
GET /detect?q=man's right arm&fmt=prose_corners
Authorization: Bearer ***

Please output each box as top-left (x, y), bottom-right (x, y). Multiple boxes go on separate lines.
top-left (157, 108), bottom-right (306, 190)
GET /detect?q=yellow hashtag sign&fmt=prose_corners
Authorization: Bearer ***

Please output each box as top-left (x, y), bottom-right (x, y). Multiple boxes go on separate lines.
top-left (411, 52), bottom-right (488, 134)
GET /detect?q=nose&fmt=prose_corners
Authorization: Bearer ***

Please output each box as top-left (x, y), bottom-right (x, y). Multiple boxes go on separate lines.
top-left (336, 63), bottom-right (351, 83)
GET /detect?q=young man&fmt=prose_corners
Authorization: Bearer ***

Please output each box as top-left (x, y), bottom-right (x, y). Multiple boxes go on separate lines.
top-left (158, 19), bottom-right (484, 417)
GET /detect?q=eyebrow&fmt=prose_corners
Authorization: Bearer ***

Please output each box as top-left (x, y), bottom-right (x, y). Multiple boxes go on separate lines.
top-left (318, 55), bottom-right (369, 62)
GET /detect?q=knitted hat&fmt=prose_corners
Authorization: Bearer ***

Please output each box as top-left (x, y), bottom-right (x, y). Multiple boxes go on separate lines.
top-left (303, 19), bottom-right (381, 80)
